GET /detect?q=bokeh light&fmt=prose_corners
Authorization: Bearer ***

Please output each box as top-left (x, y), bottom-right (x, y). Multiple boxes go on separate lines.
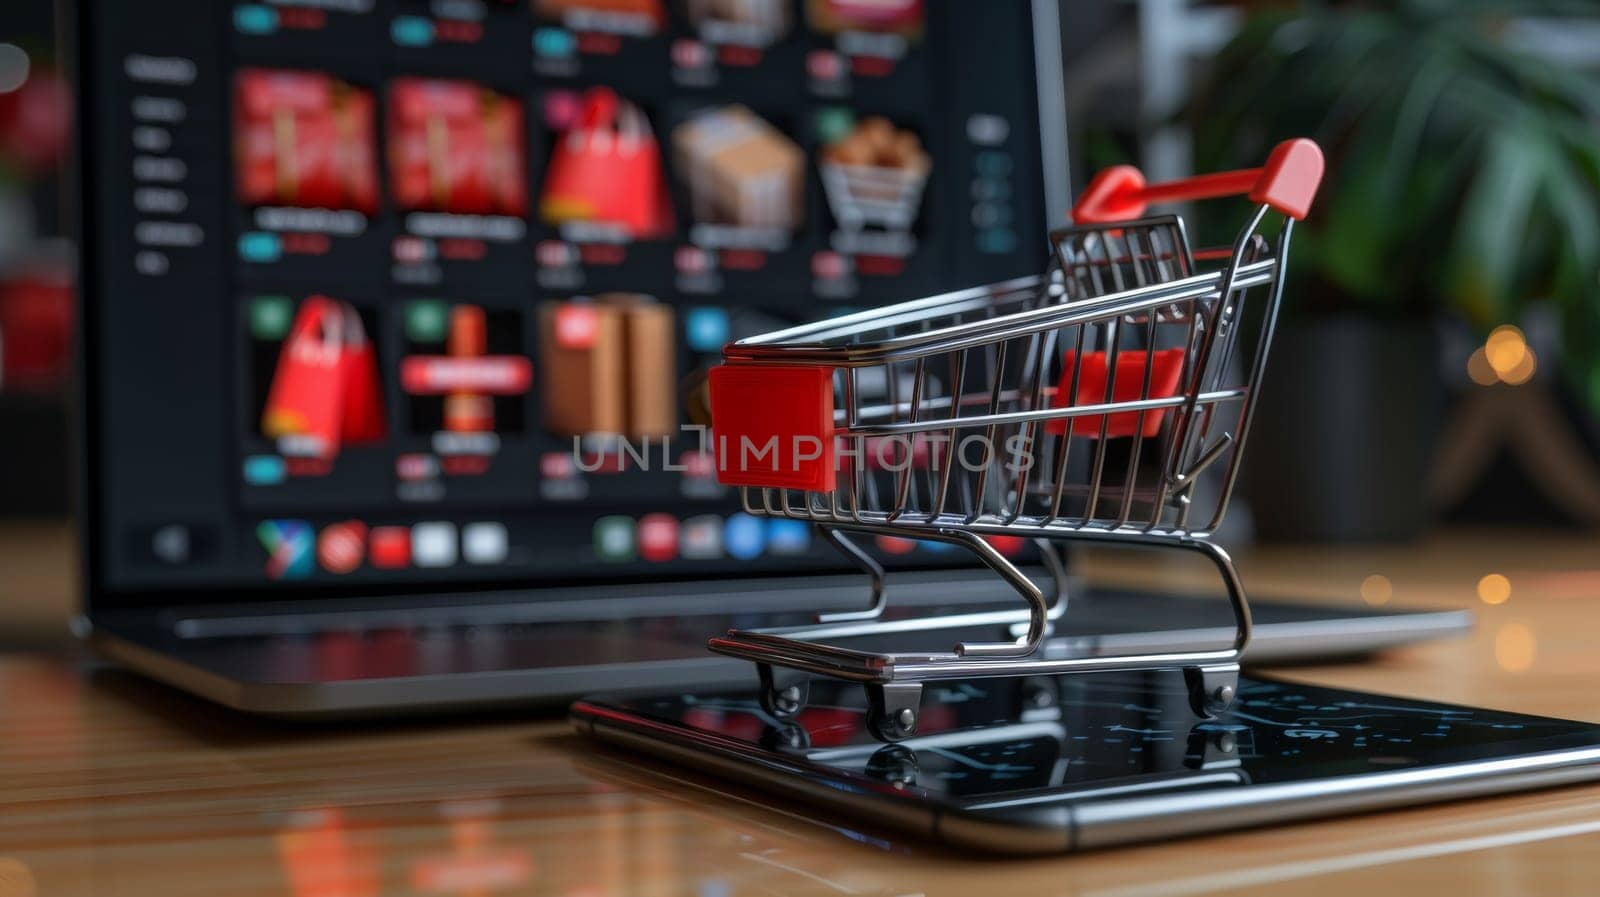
top-left (1465, 347), bottom-right (1498, 386)
top-left (1493, 623), bottom-right (1537, 673)
top-left (1478, 573), bottom-right (1512, 605)
top-left (1500, 348), bottom-right (1537, 385)
top-left (1480, 325), bottom-right (1537, 385)
top-left (1359, 574), bottom-right (1393, 606)
top-left (0, 44), bottom-right (28, 95)
top-left (1485, 325), bottom-right (1526, 371)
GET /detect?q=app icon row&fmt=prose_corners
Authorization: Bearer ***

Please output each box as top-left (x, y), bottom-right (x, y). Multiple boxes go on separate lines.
top-left (257, 519), bottom-right (511, 579)
top-left (587, 513), bottom-right (1022, 563)
top-left (593, 512), bottom-right (809, 562)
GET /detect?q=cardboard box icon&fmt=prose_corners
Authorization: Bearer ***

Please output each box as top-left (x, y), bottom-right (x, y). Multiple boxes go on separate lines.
top-left (674, 105), bottom-right (804, 232)
top-left (539, 294), bottom-right (677, 439)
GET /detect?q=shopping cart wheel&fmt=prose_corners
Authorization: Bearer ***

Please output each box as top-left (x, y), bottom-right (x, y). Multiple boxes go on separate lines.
top-left (866, 682), bottom-right (924, 743)
top-left (761, 720), bottom-right (812, 753)
top-left (757, 663), bottom-right (809, 718)
top-left (865, 744), bottom-right (919, 787)
top-left (1184, 726), bottom-right (1242, 771)
top-left (1184, 664), bottom-right (1240, 719)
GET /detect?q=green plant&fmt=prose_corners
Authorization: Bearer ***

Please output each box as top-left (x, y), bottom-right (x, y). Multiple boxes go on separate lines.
top-left (1189, 0), bottom-right (1600, 409)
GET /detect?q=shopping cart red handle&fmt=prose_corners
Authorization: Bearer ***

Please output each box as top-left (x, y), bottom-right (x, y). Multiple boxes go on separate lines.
top-left (1071, 138), bottom-right (1324, 225)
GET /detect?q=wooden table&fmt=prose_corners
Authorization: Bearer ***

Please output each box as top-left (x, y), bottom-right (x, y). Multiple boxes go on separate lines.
top-left (2, 530), bottom-right (1600, 896)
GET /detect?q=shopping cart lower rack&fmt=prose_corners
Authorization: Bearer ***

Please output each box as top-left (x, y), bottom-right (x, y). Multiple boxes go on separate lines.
top-left (707, 139), bottom-right (1324, 742)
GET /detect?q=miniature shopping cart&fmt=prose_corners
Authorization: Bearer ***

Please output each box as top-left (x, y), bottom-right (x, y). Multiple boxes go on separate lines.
top-left (707, 139), bottom-right (1324, 742)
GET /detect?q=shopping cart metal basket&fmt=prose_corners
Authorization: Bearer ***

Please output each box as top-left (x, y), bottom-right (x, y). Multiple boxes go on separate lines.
top-left (706, 139), bottom-right (1324, 741)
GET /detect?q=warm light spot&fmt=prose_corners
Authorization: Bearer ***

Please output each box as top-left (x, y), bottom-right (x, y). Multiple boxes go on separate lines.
top-left (1501, 347), bottom-right (1537, 385)
top-left (1484, 325), bottom-right (1528, 376)
top-left (1473, 326), bottom-right (1537, 385)
top-left (1360, 574), bottom-right (1393, 606)
top-left (1493, 623), bottom-right (1536, 673)
top-left (1466, 347), bottom-right (1498, 386)
top-left (1478, 573), bottom-right (1512, 605)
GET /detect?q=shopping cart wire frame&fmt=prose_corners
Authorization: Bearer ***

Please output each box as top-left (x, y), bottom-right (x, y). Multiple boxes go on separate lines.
top-left (704, 139), bottom-right (1325, 740)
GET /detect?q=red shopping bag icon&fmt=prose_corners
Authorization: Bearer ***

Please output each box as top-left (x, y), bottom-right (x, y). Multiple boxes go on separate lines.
top-left (539, 87), bottom-right (672, 239)
top-left (261, 297), bottom-right (386, 458)
top-left (338, 304), bottom-right (387, 445)
top-left (1048, 348), bottom-right (1186, 439)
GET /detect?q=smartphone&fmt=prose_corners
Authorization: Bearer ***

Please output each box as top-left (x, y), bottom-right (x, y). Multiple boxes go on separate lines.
top-left (571, 670), bottom-right (1600, 854)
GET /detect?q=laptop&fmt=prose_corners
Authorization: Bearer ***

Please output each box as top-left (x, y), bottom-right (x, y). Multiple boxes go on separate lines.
top-left (68, 0), bottom-right (1470, 717)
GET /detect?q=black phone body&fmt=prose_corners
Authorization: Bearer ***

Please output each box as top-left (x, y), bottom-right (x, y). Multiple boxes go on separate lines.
top-left (571, 671), bottom-right (1600, 854)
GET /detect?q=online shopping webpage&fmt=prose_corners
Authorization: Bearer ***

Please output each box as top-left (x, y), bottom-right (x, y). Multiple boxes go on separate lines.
top-left (86, 0), bottom-right (1050, 596)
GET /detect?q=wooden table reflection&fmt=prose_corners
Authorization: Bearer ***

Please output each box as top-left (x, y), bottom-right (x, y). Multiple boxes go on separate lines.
top-left (2, 530), bottom-right (1600, 896)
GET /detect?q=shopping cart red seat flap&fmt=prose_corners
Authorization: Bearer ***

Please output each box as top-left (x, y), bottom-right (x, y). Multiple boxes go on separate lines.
top-left (709, 364), bottom-right (836, 492)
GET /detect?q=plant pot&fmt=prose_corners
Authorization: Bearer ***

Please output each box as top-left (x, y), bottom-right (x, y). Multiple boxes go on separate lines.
top-left (1243, 316), bottom-right (1440, 542)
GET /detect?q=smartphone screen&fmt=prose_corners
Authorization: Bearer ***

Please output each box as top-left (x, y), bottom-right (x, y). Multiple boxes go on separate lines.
top-left (574, 670), bottom-right (1600, 851)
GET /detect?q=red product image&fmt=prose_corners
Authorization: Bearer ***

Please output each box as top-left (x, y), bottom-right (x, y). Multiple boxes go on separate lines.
top-left (234, 70), bottom-right (379, 214)
top-left (444, 305), bottom-right (494, 433)
top-left (540, 87), bottom-right (673, 239)
top-left (1047, 349), bottom-right (1187, 439)
top-left (400, 304), bottom-right (533, 438)
top-left (260, 297), bottom-right (387, 459)
top-left (388, 79), bottom-right (529, 217)
top-left (805, 0), bottom-right (924, 38)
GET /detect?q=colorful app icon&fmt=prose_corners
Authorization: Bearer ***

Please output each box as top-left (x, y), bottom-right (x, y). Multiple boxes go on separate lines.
top-left (724, 513), bottom-right (765, 560)
top-left (150, 524), bottom-right (192, 565)
top-left (680, 514), bottom-right (723, 560)
top-left (370, 526), bottom-right (412, 569)
top-left (257, 519), bottom-right (315, 580)
top-left (462, 522), bottom-right (509, 565)
top-left (594, 516), bottom-right (636, 562)
top-left (404, 298), bottom-right (450, 343)
top-left (766, 519), bottom-right (812, 556)
top-left (685, 306), bottom-right (729, 353)
top-left (248, 295), bottom-right (294, 340)
top-left (317, 520), bottom-right (368, 574)
top-left (637, 513), bottom-right (679, 563)
top-left (412, 521), bottom-right (458, 568)
top-left (242, 454), bottom-right (287, 486)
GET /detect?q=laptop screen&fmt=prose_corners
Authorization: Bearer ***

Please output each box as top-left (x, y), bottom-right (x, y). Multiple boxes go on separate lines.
top-left (77, 0), bottom-right (1065, 603)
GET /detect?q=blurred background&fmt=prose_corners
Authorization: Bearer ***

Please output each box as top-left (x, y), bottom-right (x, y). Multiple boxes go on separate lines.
top-left (1, 1), bottom-right (1597, 647)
